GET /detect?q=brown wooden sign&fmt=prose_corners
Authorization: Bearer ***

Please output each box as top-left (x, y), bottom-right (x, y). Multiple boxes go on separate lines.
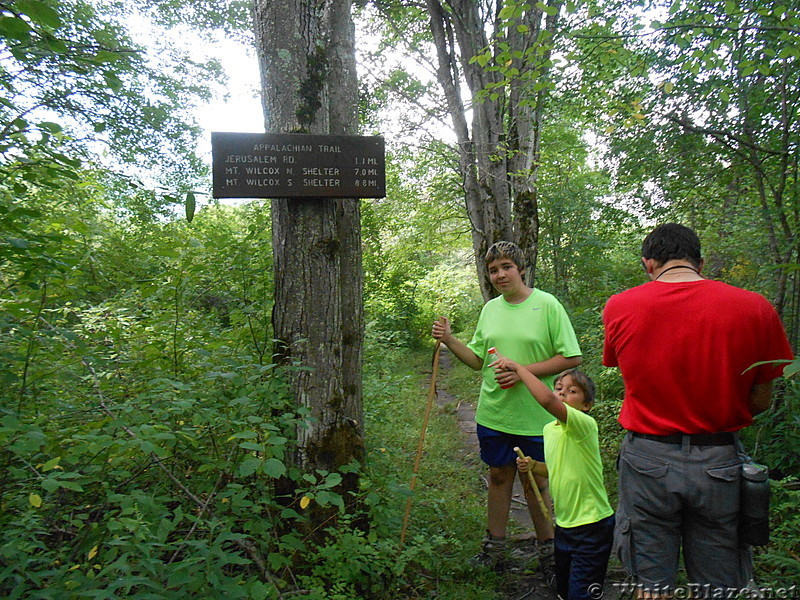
top-left (211, 132), bottom-right (386, 199)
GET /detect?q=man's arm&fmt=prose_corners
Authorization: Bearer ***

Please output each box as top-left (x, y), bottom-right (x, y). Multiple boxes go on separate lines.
top-left (749, 381), bottom-right (773, 416)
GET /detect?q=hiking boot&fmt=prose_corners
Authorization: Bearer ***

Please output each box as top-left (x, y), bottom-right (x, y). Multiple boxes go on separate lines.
top-left (537, 538), bottom-right (556, 588)
top-left (470, 533), bottom-right (507, 571)
top-left (507, 534), bottom-right (537, 564)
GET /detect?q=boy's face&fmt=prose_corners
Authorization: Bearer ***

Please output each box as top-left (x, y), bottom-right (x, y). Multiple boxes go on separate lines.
top-left (555, 374), bottom-right (590, 412)
top-left (487, 257), bottom-right (525, 296)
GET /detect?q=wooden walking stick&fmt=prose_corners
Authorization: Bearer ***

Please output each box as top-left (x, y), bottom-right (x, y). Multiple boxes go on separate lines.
top-left (399, 340), bottom-right (442, 547)
top-left (514, 446), bottom-right (551, 521)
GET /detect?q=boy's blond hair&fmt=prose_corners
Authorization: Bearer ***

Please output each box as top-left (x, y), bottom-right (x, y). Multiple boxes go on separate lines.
top-left (485, 241), bottom-right (526, 275)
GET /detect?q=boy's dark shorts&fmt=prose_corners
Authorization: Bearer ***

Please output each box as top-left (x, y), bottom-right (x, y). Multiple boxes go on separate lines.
top-left (477, 423), bottom-right (545, 467)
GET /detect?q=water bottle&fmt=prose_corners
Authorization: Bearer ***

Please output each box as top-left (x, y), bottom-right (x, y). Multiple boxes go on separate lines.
top-left (739, 461), bottom-right (770, 546)
top-left (487, 347), bottom-right (513, 389)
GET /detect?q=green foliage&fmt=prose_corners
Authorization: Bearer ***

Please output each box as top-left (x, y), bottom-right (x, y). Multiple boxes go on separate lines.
top-left (361, 344), bottom-right (495, 597)
top-left (0, 0), bottom-right (215, 185)
top-left (362, 145), bottom-right (479, 348)
top-left (740, 380), bottom-right (800, 480)
top-left (0, 330), bottom-right (308, 597)
top-left (753, 480), bottom-right (800, 585)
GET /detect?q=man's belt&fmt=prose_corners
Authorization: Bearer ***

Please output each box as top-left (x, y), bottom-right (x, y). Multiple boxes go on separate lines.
top-left (631, 431), bottom-right (736, 446)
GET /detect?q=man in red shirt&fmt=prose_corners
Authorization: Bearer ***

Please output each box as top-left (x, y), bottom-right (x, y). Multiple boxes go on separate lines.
top-left (603, 223), bottom-right (793, 594)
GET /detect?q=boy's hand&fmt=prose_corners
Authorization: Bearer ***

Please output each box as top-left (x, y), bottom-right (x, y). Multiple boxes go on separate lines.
top-left (490, 353), bottom-right (520, 372)
top-left (516, 456), bottom-right (532, 473)
top-left (489, 352), bottom-right (522, 389)
top-left (432, 316), bottom-right (451, 341)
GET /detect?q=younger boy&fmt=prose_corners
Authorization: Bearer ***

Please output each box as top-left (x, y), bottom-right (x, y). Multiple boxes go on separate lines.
top-left (492, 357), bottom-right (614, 600)
top-left (432, 241), bottom-right (582, 575)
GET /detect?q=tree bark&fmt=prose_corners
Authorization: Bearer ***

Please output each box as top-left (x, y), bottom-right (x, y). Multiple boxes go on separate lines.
top-left (252, 0), bottom-right (364, 507)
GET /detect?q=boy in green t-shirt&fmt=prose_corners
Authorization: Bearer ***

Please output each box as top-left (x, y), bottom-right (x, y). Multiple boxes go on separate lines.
top-left (492, 356), bottom-right (614, 600)
top-left (432, 241), bottom-right (582, 577)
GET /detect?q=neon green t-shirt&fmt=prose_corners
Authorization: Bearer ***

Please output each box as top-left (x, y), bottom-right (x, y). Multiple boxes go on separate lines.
top-left (543, 405), bottom-right (614, 528)
top-left (466, 289), bottom-right (582, 436)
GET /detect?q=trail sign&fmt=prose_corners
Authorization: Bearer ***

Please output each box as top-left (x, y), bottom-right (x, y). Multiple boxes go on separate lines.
top-left (211, 132), bottom-right (386, 199)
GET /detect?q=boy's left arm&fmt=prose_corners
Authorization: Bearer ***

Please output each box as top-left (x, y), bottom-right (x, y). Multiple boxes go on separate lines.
top-left (494, 354), bottom-right (581, 390)
top-left (493, 355), bottom-right (569, 423)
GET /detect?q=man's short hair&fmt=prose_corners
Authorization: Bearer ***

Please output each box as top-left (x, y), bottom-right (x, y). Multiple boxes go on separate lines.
top-left (641, 223), bottom-right (702, 268)
top-left (485, 241), bottom-right (526, 272)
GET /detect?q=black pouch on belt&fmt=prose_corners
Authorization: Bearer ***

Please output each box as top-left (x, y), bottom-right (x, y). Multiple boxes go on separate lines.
top-left (739, 460), bottom-right (770, 546)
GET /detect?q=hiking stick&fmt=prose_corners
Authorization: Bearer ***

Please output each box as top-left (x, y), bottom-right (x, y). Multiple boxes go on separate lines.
top-left (400, 340), bottom-right (442, 547)
top-left (514, 446), bottom-right (551, 521)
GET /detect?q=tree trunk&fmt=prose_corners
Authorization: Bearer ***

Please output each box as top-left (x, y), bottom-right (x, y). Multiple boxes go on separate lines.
top-left (252, 0), bottom-right (364, 509)
top-left (424, 0), bottom-right (561, 298)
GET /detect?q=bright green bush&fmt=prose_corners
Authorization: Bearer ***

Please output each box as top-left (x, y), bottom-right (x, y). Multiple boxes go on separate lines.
top-left (754, 480), bottom-right (800, 586)
top-left (0, 347), bottom-right (308, 598)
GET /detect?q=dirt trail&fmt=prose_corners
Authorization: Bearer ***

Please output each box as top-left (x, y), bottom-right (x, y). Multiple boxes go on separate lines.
top-left (436, 349), bottom-right (534, 529)
top-left (434, 347), bottom-right (627, 600)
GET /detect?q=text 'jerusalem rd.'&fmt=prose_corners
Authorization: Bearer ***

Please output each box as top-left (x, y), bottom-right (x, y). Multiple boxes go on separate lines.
top-left (224, 146), bottom-right (343, 164)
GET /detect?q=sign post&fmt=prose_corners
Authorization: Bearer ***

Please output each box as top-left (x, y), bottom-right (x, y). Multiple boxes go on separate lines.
top-left (211, 132), bottom-right (386, 199)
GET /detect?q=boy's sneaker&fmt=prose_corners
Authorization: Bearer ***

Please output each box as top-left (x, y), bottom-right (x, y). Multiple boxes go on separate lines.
top-left (470, 533), bottom-right (507, 571)
top-left (537, 538), bottom-right (556, 588)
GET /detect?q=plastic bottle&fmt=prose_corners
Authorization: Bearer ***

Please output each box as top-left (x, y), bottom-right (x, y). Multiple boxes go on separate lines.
top-left (739, 461), bottom-right (770, 546)
top-left (487, 347), bottom-right (514, 389)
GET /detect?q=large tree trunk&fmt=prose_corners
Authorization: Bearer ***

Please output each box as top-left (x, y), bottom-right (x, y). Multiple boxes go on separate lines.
top-left (252, 0), bottom-right (364, 509)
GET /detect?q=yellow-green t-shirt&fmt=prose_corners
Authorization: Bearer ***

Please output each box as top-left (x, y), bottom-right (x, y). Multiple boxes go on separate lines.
top-left (543, 405), bottom-right (614, 528)
top-left (466, 289), bottom-right (582, 436)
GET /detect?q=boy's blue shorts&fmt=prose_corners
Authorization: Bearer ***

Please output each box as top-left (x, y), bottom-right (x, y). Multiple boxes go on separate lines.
top-left (476, 423), bottom-right (545, 467)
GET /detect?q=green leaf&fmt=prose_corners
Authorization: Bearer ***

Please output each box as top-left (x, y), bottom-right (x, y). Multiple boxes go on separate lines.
top-left (320, 472), bottom-right (343, 489)
top-left (43, 34), bottom-right (68, 53)
top-left (41, 456), bottom-right (61, 471)
top-left (742, 359), bottom-right (793, 374)
top-left (103, 71), bottom-right (124, 93)
top-left (782, 361), bottom-right (800, 378)
top-left (262, 458), bottom-right (286, 478)
top-left (0, 17), bottom-right (33, 41)
top-left (42, 478), bottom-right (60, 492)
top-left (238, 457), bottom-right (261, 477)
top-left (58, 480), bottom-right (84, 492)
top-left (185, 191), bottom-right (196, 223)
top-left (16, 0), bottom-right (62, 29)
top-left (535, 2), bottom-right (558, 16)
top-left (498, 5), bottom-right (515, 19)
top-left (239, 441), bottom-right (265, 452)
top-left (473, 51), bottom-right (492, 67)
top-left (38, 122), bottom-right (63, 134)
top-left (93, 50), bottom-right (120, 63)
top-left (227, 430), bottom-right (258, 441)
